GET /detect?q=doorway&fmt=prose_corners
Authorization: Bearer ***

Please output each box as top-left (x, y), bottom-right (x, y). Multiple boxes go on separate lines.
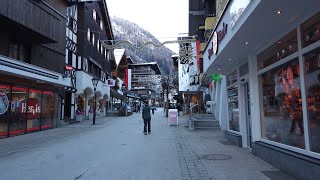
top-left (243, 82), bottom-right (252, 148)
top-left (64, 92), bottom-right (72, 119)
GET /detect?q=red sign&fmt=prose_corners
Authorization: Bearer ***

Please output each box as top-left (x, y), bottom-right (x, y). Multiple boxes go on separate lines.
top-left (196, 40), bottom-right (201, 71)
top-left (17, 98), bottom-right (41, 119)
top-left (208, 23), bottom-right (228, 59)
top-left (65, 65), bottom-right (73, 70)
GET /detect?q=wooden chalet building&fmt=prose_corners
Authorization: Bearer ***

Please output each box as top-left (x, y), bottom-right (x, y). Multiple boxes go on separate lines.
top-left (67, 0), bottom-right (115, 120)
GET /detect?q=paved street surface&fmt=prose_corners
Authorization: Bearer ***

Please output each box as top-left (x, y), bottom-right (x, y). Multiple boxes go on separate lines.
top-left (0, 108), bottom-right (295, 180)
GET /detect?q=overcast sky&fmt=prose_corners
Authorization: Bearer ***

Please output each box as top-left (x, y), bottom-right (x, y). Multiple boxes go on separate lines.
top-left (106, 0), bottom-right (189, 54)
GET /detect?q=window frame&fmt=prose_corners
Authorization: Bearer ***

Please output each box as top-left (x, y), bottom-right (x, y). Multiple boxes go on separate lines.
top-left (93, 9), bottom-right (96, 21)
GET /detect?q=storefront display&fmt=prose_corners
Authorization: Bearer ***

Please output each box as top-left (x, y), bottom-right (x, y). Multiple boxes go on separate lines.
top-left (304, 48), bottom-right (320, 153)
top-left (0, 84), bottom-right (54, 138)
top-left (41, 91), bottom-right (54, 130)
top-left (259, 58), bottom-right (305, 149)
top-left (257, 30), bottom-right (298, 70)
top-left (26, 89), bottom-right (42, 132)
top-left (302, 11), bottom-right (320, 48)
top-left (0, 85), bottom-right (10, 138)
top-left (10, 86), bottom-right (28, 136)
top-left (228, 86), bottom-right (239, 132)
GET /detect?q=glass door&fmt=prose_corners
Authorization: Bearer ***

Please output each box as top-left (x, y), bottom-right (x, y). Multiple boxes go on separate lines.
top-left (244, 82), bottom-right (252, 148)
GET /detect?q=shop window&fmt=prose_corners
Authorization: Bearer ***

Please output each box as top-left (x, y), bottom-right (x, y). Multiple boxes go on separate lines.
top-left (257, 30), bottom-right (298, 70)
top-left (76, 95), bottom-right (85, 114)
top-left (0, 84), bottom-right (10, 138)
top-left (228, 86), bottom-right (239, 132)
top-left (303, 48), bottom-right (320, 153)
top-left (8, 41), bottom-right (31, 63)
top-left (26, 89), bottom-right (42, 133)
top-left (301, 11), bottom-right (320, 48)
top-left (227, 70), bottom-right (237, 86)
top-left (41, 91), bottom-right (54, 130)
top-left (259, 58), bottom-right (305, 149)
top-left (9, 86), bottom-right (28, 136)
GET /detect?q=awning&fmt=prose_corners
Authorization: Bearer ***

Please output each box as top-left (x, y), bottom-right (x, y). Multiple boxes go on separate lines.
top-left (110, 88), bottom-right (126, 100)
top-left (127, 94), bottom-right (136, 98)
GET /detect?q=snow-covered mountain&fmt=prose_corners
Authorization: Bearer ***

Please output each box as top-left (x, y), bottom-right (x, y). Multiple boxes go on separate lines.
top-left (110, 16), bottom-right (175, 74)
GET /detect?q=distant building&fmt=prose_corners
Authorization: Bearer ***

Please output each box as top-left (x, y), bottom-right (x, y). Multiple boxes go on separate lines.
top-left (129, 62), bottom-right (162, 105)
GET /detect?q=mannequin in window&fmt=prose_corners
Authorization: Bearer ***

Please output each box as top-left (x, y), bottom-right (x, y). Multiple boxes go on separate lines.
top-left (283, 66), bottom-right (304, 135)
top-left (305, 24), bottom-right (320, 43)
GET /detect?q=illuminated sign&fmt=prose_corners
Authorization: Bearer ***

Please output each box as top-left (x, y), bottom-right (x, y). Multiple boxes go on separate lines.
top-left (208, 23), bottom-right (228, 59)
top-left (105, 79), bottom-right (115, 87)
top-left (17, 98), bottom-right (41, 119)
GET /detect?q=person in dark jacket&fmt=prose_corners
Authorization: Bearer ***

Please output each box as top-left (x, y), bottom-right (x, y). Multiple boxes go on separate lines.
top-left (142, 103), bottom-right (151, 135)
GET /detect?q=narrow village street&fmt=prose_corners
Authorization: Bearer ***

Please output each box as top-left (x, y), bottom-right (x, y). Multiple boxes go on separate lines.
top-left (0, 109), bottom-right (294, 180)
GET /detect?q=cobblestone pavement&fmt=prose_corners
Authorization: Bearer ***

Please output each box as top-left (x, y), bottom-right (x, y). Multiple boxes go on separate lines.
top-left (173, 125), bottom-right (214, 180)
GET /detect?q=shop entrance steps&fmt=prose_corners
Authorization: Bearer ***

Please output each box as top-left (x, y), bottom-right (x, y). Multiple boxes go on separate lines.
top-left (65, 120), bottom-right (80, 124)
top-left (189, 114), bottom-right (220, 130)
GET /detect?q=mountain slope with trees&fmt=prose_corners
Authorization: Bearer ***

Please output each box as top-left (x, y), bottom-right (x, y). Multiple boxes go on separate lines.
top-left (110, 16), bottom-right (175, 74)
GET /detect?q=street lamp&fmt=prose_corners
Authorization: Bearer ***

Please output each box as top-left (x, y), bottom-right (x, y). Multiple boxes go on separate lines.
top-left (92, 77), bottom-right (99, 125)
top-left (161, 74), bottom-right (176, 117)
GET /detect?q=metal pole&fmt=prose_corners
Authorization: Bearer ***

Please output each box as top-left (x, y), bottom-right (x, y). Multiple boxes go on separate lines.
top-left (166, 76), bottom-right (169, 117)
top-left (93, 88), bottom-right (96, 125)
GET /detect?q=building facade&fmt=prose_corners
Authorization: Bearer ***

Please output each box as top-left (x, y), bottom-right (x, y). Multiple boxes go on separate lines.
top-left (202, 0), bottom-right (320, 179)
top-left (129, 62), bottom-right (162, 105)
top-left (111, 49), bottom-right (131, 110)
top-left (0, 0), bottom-right (71, 137)
top-left (68, 0), bottom-right (115, 120)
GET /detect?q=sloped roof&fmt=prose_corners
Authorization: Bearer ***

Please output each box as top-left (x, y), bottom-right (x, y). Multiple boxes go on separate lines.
top-left (129, 62), bottom-right (161, 74)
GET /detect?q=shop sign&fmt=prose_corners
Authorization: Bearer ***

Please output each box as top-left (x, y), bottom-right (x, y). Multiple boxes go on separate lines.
top-left (105, 79), bottom-right (115, 87)
top-left (17, 98), bottom-right (41, 119)
top-left (212, 74), bottom-right (221, 82)
top-left (0, 90), bottom-right (9, 115)
top-left (208, 23), bottom-right (228, 59)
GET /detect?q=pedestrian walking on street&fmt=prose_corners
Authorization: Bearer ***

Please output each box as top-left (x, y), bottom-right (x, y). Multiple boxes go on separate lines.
top-left (142, 102), bottom-right (151, 135)
top-left (137, 105), bottom-right (140, 113)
